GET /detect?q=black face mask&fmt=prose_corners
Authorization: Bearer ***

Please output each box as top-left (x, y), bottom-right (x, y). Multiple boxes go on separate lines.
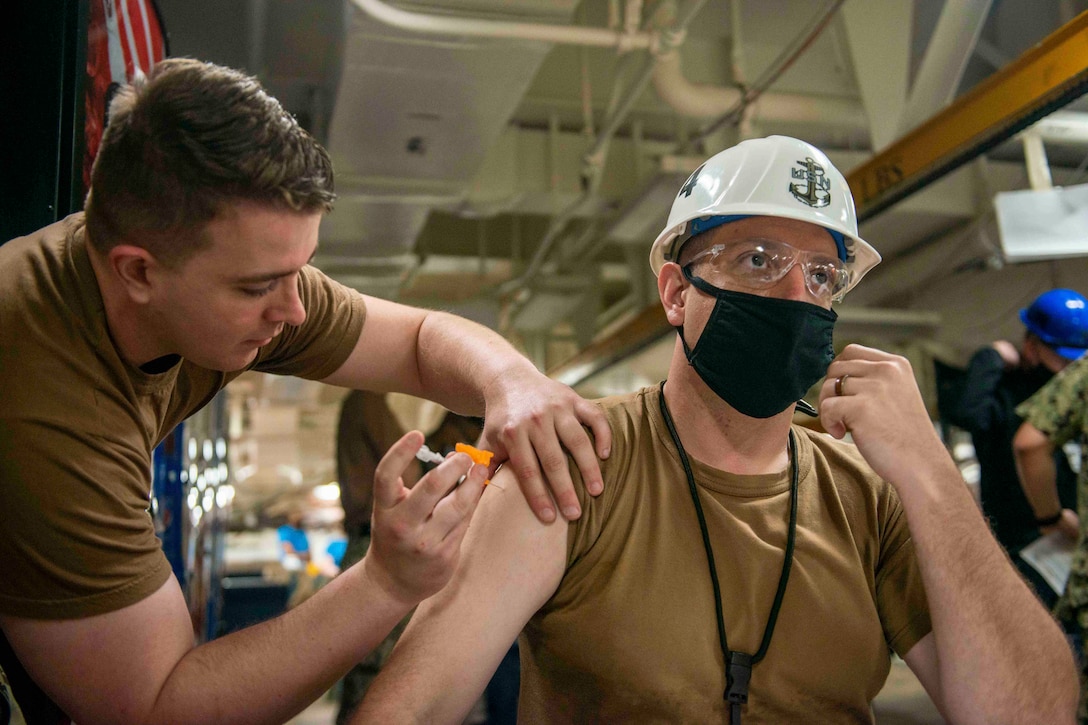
top-left (678, 267), bottom-right (837, 418)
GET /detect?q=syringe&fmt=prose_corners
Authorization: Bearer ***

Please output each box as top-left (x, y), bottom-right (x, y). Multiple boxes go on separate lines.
top-left (414, 444), bottom-right (446, 465)
top-left (414, 443), bottom-right (503, 489)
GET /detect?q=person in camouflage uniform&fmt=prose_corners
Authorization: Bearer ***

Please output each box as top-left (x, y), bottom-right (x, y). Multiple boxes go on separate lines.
top-left (1016, 350), bottom-right (1088, 721)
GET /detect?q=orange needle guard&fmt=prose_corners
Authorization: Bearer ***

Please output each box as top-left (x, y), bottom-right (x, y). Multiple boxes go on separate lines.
top-left (455, 443), bottom-right (494, 467)
top-left (455, 443), bottom-right (503, 489)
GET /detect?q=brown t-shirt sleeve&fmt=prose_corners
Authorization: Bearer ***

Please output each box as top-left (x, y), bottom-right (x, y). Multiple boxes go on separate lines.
top-left (251, 265), bottom-right (367, 380)
top-left (875, 491), bottom-right (933, 657)
top-left (565, 400), bottom-right (624, 568)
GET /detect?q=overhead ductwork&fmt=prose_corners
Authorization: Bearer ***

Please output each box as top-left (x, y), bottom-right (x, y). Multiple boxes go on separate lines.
top-left (319, 0), bottom-right (586, 302)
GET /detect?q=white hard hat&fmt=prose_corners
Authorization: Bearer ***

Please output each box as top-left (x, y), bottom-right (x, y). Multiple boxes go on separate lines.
top-left (649, 135), bottom-right (881, 297)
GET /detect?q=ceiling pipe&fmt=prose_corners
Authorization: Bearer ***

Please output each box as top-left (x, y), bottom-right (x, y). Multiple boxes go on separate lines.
top-left (623, 0), bottom-right (645, 36)
top-left (729, 0), bottom-right (756, 138)
top-left (350, 0), bottom-right (657, 53)
top-left (651, 50), bottom-right (867, 132)
top-left (581, 55), bottom-right (658, 176)
top-left (1028, 111), bottom-right (1088, 146)
top-left (1021, 132), bottom-right (1054, 191)
top-left (583, 0), bottom-right (709, 167)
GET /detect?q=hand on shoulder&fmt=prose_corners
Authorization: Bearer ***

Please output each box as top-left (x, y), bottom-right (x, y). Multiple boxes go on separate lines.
top-left (479, 365), bottom-right (610, 524)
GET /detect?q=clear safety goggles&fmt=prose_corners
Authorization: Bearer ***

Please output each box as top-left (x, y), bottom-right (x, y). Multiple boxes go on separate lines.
top-left (685, 238), bottom-right (851, 304)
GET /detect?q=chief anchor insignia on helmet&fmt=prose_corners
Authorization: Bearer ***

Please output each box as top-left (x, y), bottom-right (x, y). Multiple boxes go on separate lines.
top-left (789, 157), bottom-right (831, 208)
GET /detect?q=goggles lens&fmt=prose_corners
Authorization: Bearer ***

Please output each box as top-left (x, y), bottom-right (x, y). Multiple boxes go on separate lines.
top-left (687, 239), bottom-right (850, 303)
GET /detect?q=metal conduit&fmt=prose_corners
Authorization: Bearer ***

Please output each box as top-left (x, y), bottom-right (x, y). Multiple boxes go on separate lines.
top-left (684, 0), bottom-right (847, 152)
top-left (499, 0), bottom-right (711, 299)
top-left (584, 0), bottom-right (710, 163)
top-left (494, 59), bottom-right (648, 298)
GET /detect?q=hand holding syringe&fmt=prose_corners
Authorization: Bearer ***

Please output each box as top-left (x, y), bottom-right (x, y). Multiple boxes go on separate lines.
top-left (367, 430), bottom-right (488, 605)
top-left (416, 443), bottom-right (504, 489)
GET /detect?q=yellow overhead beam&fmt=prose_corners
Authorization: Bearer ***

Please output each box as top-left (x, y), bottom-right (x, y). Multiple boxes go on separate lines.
top-left (849, 9), bottom-right (1088, 221)
top-left (548, 304), bottom-right (668, 387)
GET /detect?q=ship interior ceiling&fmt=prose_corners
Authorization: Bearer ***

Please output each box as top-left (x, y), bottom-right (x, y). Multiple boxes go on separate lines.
top-left (154, 0), bottom-right (1088, 519)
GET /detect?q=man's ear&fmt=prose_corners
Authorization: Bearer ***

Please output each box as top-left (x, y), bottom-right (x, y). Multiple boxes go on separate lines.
top-left (657, 262), bottom-right (688, 326)
top-left (1021, 335), bottom-right (1040, 367)
top-left (107, 244), bottom-right (157, 304)
top-left (1039, 344), bottom-right (1071, 375)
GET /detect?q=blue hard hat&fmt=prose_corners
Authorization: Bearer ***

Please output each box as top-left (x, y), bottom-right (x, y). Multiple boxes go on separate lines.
top-left (1020, 289), bottom-right (1088, 360)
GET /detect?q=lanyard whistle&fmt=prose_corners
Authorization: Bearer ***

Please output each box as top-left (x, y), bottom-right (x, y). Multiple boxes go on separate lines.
top-left (726, 650), bottom-right (753, 724)
top-left (725, 651), bottom-right (752, 704)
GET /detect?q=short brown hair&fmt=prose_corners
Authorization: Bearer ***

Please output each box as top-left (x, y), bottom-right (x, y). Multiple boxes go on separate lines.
top-left (84, 58), bottom-right (335, 266)
top-left (676, 224), bottom-right (728, 268)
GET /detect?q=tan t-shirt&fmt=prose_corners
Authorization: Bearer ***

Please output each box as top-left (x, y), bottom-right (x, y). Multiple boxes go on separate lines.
top-left (519, 386), bottom-right (932, 724)
top-left (0, 214), bottom-right (366, 620)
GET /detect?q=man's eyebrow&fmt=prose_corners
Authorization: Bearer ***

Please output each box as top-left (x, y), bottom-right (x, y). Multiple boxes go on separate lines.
top-left (232, 248), bottom-right (318, 284)
top-left (233, 269), bottom-right (293, 284)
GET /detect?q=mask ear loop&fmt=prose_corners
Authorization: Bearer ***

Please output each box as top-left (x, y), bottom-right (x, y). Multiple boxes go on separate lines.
top-left (674, 264), bottom-right (709, 365)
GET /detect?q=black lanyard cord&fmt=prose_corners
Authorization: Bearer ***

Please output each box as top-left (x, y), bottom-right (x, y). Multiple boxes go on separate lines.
top-left (657, 382), bottom-right (799, 723)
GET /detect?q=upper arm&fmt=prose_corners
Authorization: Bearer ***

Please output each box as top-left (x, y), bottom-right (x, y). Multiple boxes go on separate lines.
top-left (1016, 359), bottom-right (1088, 447)
top-left (320, 296), bottom-right (430, 393)
top-left (1013, 420), bottom-right (1052, 454)
top-left (354, 466), bottom-right (568, 724)
top-left (254, 266), bottom-right (368, 380)
top-left (902, 633), bottom-right (945, 715)
top-left (0, 577), bottom-right (194, 725)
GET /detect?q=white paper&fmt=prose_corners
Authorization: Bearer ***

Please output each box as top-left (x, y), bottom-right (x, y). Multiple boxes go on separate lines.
top-left (1019, 531), bottom-right (1075, 595)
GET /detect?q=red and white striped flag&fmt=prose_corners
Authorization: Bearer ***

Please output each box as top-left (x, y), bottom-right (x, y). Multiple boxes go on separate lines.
top-left (84, 0), bottom-right (167, 191)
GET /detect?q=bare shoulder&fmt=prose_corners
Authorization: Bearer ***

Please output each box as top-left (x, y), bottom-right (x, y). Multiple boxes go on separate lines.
top-left (465, 465), bottom-right (569, 584)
